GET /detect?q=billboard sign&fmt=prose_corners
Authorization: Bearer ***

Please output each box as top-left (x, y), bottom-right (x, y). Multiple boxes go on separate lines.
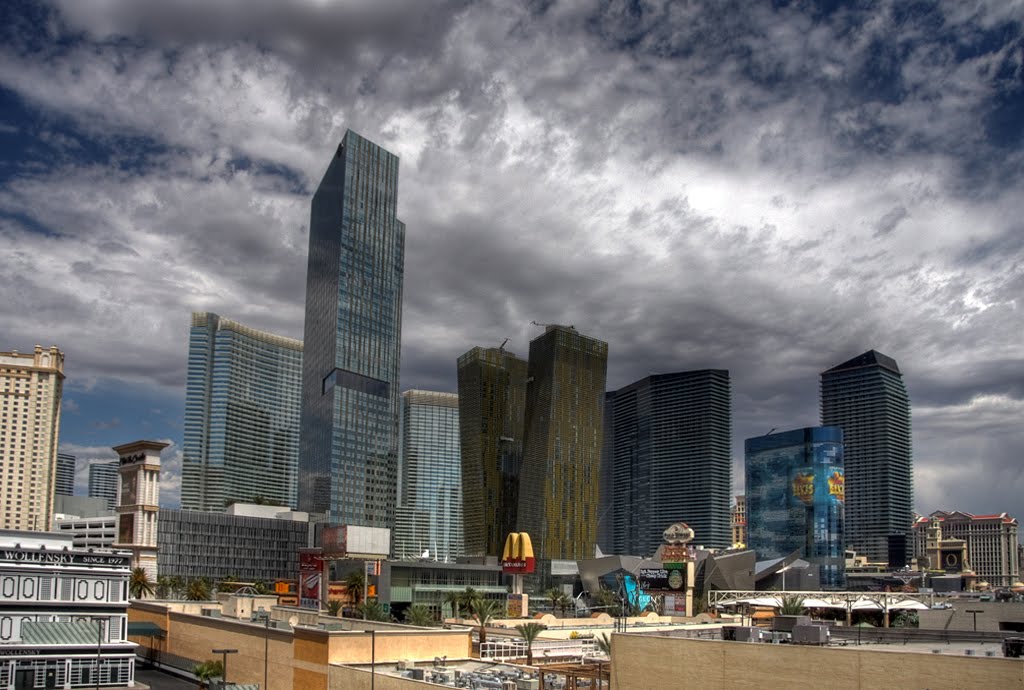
top-left (321, 525), bottom-right (390, 559)
top-left (638, 566), bottom-right (687, 593)
top-left (298, 548), bottom-right (323, 609)
top-left (501, 532), bottom-right (536, 574)
top-left (322, 526), bottom-right (348, 559)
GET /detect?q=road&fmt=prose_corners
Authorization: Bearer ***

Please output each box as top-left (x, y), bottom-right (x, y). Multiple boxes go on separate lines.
top-left (135, 667), bottom-right (198, 690)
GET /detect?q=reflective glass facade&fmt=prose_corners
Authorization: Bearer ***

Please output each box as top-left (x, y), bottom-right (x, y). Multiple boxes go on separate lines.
top-left (180, 313), bottom-right (303, 511)
top-left (299, 131), bottom-right (405, 528)
top-left (821, 350), bottom-right (912, 563)
top-left (745, 426), bottom-right (845, 588)
top-left (394, 390), bottom-right (463, 562)
top-left (518, 326), bottom-right (608, 561)
top-left (55, 453), bottom-right (76, 497)
top-left (456, 347), bottom-right (527, 557)
top-left (605, 370), bottom-right (733, 554)
top-left (88, 461), bottom-right (119, 511)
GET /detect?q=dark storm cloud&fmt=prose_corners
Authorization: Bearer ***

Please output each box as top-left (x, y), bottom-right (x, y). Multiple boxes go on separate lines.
top-left (0, 0), bottom-right (1022, 515)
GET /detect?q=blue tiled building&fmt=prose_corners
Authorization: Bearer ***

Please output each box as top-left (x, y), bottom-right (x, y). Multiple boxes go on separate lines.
top-left (745, 426), bottom-right (845, 588)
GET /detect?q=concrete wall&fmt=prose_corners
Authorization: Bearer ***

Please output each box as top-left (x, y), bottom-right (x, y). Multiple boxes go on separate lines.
top-left (919, 602), bottom-right (1024, 632)
top-left (611, 634), bottom-right (1024, 690)
top-left (329, 666), bottom-right (437, 690)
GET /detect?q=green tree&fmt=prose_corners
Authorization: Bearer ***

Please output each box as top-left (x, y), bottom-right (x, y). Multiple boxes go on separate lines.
top-left (193, 659), bottom-right (224, 689)
top-left (443, 591), bottom-right (463, 619)
top-left (252, 580), bottom-right (270, 595)
top-left (129, 567), bottom-right (155, 599)
top-left (169, 576), bottom-right (185, 599)
top-left (595, 632), bottom-right (612, 657)
top-left (471, 597), bottom-right (503, 646)
top-left (358, 599), bottom-right (392, 622)
top-left (326, 600), bottom-right (343, 616)
top-left (403, 603), bottom-right (435, 627)
top-left (459, 587), bottom-right (479, 616)
top-left (595, 588), bottom-right (621, 617)
top-left (155, 575), bottom-right (172, 599)
top-left (778, 594), bottom-right (805, 615)
top-left (185, 578), bottom-right (211, 601)
top-left (515, 622), bottom-right (546, 665)
top-left (544, 588), bottom-right (563, 615)
top-left (556, 593), bottom-right (573, 618)
top-left (343, 570), bottom-right (366, 608)
top-left (217, 574), bottom-right (238, 593)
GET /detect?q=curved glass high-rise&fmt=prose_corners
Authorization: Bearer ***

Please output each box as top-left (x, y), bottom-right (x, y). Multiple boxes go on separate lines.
top-left (821, 350), bottom-right (912, 563)
top-left (298, 131), bottom-right (405, 529)
top-left (394, 390), bottom-right (462, 562)
top-left (181, 312), bottom-right (303, 511)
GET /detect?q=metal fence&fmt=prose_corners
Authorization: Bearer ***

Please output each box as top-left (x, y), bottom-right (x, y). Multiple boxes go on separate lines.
top-left (829, 627), bottom-right (1015, 646)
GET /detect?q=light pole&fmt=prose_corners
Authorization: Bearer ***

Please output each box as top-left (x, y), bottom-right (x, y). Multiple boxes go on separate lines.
top-left (212, 648), bottom-right (238, 684)
top-left (966, 609), bottom-right (983, 632)
top-left (364, 630), bottom-right (376, 690)
top-left (256, 611), bottom-right (270, 690)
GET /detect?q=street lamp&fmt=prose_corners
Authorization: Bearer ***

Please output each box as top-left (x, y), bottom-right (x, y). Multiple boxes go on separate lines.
top-left (966, 609), bottom-right (984, 632)
top-left (364, 630), bottom-right (376, 690)
top-left (256, 611), bottom-right (271, 690)
top-left (212, 648), bottom-right (238, 684)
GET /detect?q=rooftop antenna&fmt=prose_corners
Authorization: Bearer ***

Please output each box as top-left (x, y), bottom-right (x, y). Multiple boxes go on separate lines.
top-left (766, 428), bottom-right (776, 436)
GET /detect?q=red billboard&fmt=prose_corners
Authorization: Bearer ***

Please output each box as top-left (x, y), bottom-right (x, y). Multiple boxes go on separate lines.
top-left (501, 533), bottom-right (536, 574)
top-left (298, 549), bottom-right (323, 610)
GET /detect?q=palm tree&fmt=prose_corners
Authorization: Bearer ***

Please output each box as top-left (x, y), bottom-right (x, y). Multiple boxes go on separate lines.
top-left (358, 599), bottom-right (392, 622)
top-left (193, 660), bottom-right (224, 689)
top-left (595, 588), bottom-right (621, 617)
top-left (169, 576), bottom-right (185, 599)
top-left (252, 580), bottom-right (270, 595)
top-left (544, 588), bottom-right (562, 615)
top-left (129, 568), bottom-right (155, 599)
top-left (217, 574), bottom-right (239, 593)
top-left (556, 593), bottom-right (573, 618)
top-left (342, 570), bottom-right (366, 609)
top-left (515, 622), bottom-right (546, 665)
top-left (459, 587), bottom-right (479, 617)
top-left (595, 632), bottom-right (612, 657)
top-left (155, 575), bottom-right (172, 599)
top-left (185, 578), bottom-right (211, 601)
top-left (779, 594), bottom-right (805, 615)
top-left (403, 603), bottom-right (435, 627)
top-left (471, 598), bottom-right (503, 646)
top-left (443, 591), bottom-right (463, 619)
top-left (326, 600), bottom-right (343, 617)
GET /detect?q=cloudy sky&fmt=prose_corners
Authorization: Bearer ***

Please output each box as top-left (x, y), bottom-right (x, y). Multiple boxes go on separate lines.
top-left (1, 1), bottom-right (1021, 520)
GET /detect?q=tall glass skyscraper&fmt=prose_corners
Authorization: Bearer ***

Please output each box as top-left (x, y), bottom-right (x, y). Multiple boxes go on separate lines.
top-left (394, 390), bottom-right (463, 562)
top-left (88, 461), bottom-right (119, 511)
top-left (456, 346), bottom-right (527, 557)
top-left (298, 131), bottom-right (405, 528)
top-left (181, 312), bottom-right (303, 511)
top-left (821, 350), bottom-right (912, 563)
top-left (745, 426), bottom-right (845, 588)
top-left (605, 370), bottom-right (733, 554)
top-left (518, 325), bottom-right (608, 561)
top-left (55, 453), bottom-right (76, 497)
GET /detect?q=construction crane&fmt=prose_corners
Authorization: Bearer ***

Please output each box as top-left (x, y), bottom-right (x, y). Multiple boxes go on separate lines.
top-left (531, 321), bottom-right (574, 330)
top-left (498, 338), bottom-right (509, 352)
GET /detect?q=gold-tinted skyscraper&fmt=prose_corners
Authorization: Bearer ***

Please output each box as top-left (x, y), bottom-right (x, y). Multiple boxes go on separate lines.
top-left (518, 326), bottom-right (608, 561)
top-left (457, 347), bottom-right (527, 557)
top-left (0, 345), bottom-right (64, 531)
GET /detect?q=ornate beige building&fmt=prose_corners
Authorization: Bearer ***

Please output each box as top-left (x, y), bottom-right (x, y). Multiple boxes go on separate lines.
top-left (912, 510), bottom-right (1020, 587)
top-left (0, 345), bottom-right (65, 531)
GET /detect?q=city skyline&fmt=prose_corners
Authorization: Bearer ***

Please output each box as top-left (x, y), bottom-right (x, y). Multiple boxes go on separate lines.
top-left (1, 2), bottom-right (1021, 522)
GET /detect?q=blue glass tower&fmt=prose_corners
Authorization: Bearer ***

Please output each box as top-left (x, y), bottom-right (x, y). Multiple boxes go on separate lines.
top-left (394, 391), bottom-right (463, 562)
top-left (745, 426), bottom-right (845, 588)
top-left (298, 131), bottom-right (405, 528)
top-left (181, 312), bottom-right (303, 511)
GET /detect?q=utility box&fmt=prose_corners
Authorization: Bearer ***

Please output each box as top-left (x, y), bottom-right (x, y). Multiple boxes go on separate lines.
top-left (1003, 638), bottom-right (1024, 658)
top-left (772, 615), bottom-right (812, 632)
top-left (721, 626), bottom-right (738, 641)
top-left (734, 627), bottom-right (765, 642)
top-left (792, 624), bottom-right (829, 645)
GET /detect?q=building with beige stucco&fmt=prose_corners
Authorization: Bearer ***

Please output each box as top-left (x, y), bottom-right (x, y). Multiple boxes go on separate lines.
top-left (0, 345), bottom-right (64, 532)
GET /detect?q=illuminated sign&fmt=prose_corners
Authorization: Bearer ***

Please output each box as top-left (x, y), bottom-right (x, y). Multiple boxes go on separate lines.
top-left (828, 470), bottom-right (844, 502)
top-left (792, 472), bottom-right (814, 505)
top-left (298, 549), bottom-right (323, 609)
top-left (638, 567), bottom-right (688, 593)
top-left (501, 533), bottom-right (536, 574)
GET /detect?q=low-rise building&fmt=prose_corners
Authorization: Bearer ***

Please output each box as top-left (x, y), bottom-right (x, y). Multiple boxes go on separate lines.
top-left (912, 511), bottom-right (1020, 587)
top-left (0, 530), bottom-right (136, 688)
